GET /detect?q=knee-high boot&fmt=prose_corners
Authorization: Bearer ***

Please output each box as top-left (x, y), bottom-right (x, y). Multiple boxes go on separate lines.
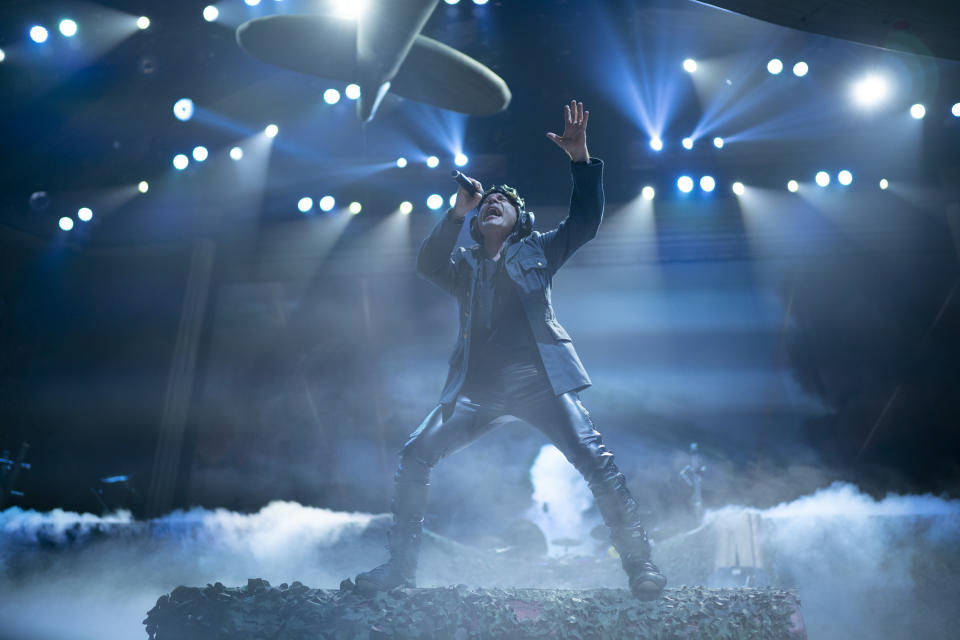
top-left (591, 471), bottom-right (667, 600)
top-left (354, 459), bottom-right (430, 592)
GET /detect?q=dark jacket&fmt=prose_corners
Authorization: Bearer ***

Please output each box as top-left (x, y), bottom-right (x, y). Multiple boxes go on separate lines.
top-left (416, 158), bottom-right (604, 408)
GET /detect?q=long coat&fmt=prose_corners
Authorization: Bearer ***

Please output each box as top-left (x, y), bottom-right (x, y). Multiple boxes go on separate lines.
top-left (416, 158), bottom-right (605, 410)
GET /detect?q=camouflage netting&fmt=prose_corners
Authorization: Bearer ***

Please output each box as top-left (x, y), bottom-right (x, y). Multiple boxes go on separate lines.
top-left (144, 579), bottom-right (804, 640)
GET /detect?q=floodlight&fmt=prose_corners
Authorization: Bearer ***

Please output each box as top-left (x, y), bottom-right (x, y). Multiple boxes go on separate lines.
top-left (641, 186), bottom-right (655, 200)
top-left (427, 194), bottom-right (444, 210)
top-left (319, 196), bottom-right (336, 211)
top-left (444, 0), bottom-right (460, 4)
top-left (332, 0), bottom-right (369, 18)
top-left (454, 153), bottom-right (468, 166)
top-left (700, 176), bottom-right (715, 192)
top-left (793, 61), bottom-right (808, 77)
top-left (349, 201), bottom-right (362, 214)
top-left (681, 137), bottom-right (693, 150)
top-left (59, 20), bottom-right (78, 37)
top-left (399, 201), bottom-right (413, 214)
top-left (0, 49), bottom-right (5, 63)
top-left (682, 58), bottom-right (697, 73)
top-left (59, 217), bottom-right (74, 231)
top-left (952, 103), bottom-right (960, 117)
top-left (426, 155), bottom-right (439, 168)
top-left (713, 136), bottom-right (724, 149)
top-left (173, 98), bottom-right (194, 122)
top-left (767, 59), bottom-right (783, 75)
top-left (879, 179), bottom-right (889, 190)
top-left (203, 6), bottom-right (219, 21)
top-left (244, 0), bottom-right (261, 6)
top-left (815, 171), bottom-right (830, 187)
top-left (650, 138), bottom-right (663, 151)
top-left (192, 146), bottom-right (208, 162)
top-left (677, 176), bottom-right (693, 193)
top-left (787, 180), bottom-right (799, 192)
top-left (298, 197), bottom-right (313, 212)
top-left (396, 157), bottom-right (408, 168)
top-left (137, 16), bottom-right (150, 30)
top-left (30, 26), bottom-right (49, 43)
top-left (473, 0), bottom-right (489, 5)
top-left (138, 181), bottom-right (149, 193)
top-left (345, 84), bottom-right (361, 100)
top-left (77, 207), bottom-right (92, 222)
top-left (173, 154), bottom-right (189, 170)
top-left (851, 74), bottom-right (889, 108)
top-left (732, 181), bottom-right (745, 195)
top-left (265, 123), bottom-right (279, 137)
top-left (230, 146), bottom-right (243, 160)
top-left (910, 103), bottom-right (925, 119)
top-left (838, 170), bottom-right (852, 186)
top-left (323, 88), bottom-right (341, 104)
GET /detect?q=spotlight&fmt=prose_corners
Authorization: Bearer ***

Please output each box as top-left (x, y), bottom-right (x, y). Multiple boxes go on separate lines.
top-left (29, 26), bottom-right (49, 43)
top-left (297, 197), bottom-right (313, 212)
top-left (449, 193), bottom-right (458, 208)
top-left (767, 58), bottom-right (783, 75)
top-left (192, 146), bottom-right (208, 162)
top-left (681, 137), bottom-right (693, 150)
top-left (650, 138), bottom-right (663, 152)
top-left (230, 146), bottom-right (243, 160)
top-left (851, 74), bottom-right (890, 108)
top-left (641, 186), bottom-right (655, 200)
top-left (173, 154), bottom-right (189, 170)
top-left (426, 194), bottom-right (444, 210)
top-left (909, 103), bottom-right (925, 119)
top-left (677, 176), bottom-right (694, 193)
top-left (444, 0), bottom-right (461, 4)
top-left (345, 83), bottom-right (361, 100)
top-left (319, 195), bottom-right (335, 212)
top-left (138, 180), bottom-right (149, 193)
top-left (59, 19), bottom-right (78, 37)
top-left (732, 181), bottom-right (745, 195)
top-left (454, 153), bottom-right (468, 166)
top-left (473, 0), bottom-right (489, 5)
top-left (682, 58), bottom-right (697, 73)
top-left (879, 178), bottom-right (889, 190)
top-left (136, 16), bottom-right (150, 30)
top-left (173, 98), bottom-right (194, 122)
top-left (399, 201), bottom-right (413, 214)
top-left (59, 217), bottom-right (74, 231)
top-left (815, 171), bottom-right (830, 187)
top-left (265, 123), bottom-right (279, 137)
top-left (332, 0), bottom-right (369, 18)
top-left (787, 180), bottom-right (799, 192)
top-left (952, 103), bottom-right (960, 117)
top-left (244, 0), bottom-right (261, 6)
top-left (396, 157), bottom-right (408, 168)
top-left (426, 155), bottom-right (439, 168)
top-left (713, 136), bottom-right (724, 149)
top-left (837, 170), bottom-right (852, 186)
top-left (700, 176), bottom-right (715, 192)
top-left (349, 201), bottom-right (362, 214)
top-left (323, 88), bottom-right (341, 104)
top-left (77, 207), bottom-right (93, 222)
top-left (0, 49), bottom-right (5, 63)
top-left (793, 61), bottom-right (808, 77)
top-left (203, 6), bottom-right (219, 21)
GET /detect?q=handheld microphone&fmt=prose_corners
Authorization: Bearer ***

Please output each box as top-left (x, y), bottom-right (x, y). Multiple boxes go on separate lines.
top-left (451, 170), bottom-right (480, 194)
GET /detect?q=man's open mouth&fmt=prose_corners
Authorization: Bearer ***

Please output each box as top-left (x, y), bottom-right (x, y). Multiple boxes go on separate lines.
top-left (482, 208), bottom-right (502, 221)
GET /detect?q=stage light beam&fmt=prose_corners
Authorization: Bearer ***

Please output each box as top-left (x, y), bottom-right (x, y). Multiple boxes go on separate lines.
top-left (192, 146), bottom-right (208, 162)
top-left (323, 88), bottom-right (341, 104)
top-left (138, 181), bottom-right (149, 193)
top-left (396, 157), bottom-right (408, 168)
top-left (787, 180), bottom-right (799, 192)
top-left (732, 181), bottom-right (745, 195)
top-left (59, 20), bottom-right (78, 37)
top-left (400, 201), bottom-right (413, 214)
top-left (879, 178), bottom-right (889, 190)
top-left (427, 194), bottom-right (443, 209)
top-left (173, 98), bottom-right (194, 122)
top-left (681, 137), bottom-right (693, 150)
top-left (426, 155), bottom-right (440, 168)
top-left (838, 170), bottom-right (852, 185)
top-left (349, 201), bottom-right (362, 214)
top-left (793, 61), bottom-right (808, 77)
top-left (910, 103), bottom-right (925, 119)
top-left (173, 154), bottom-right (189, 170)
top-left (851, 74), bottom-right (890, 108)
top-left (641, 186), bottom-right (655, 200)
top-left (77, 207), bottom-right (92, 222)
top-left (952, 103), bottom-right (960, 117)
top-left (713, 136), bottom-right (724, 149)
top-left (345, 84), bottom-right (361, 100)
top-left (59, 217), bottom-right (74, 231)
top-left (0, 49), bottom-right (5, 63)
top-left (815, 171), bottom-right (830, 187)
top-left (650, 138), bottom-right (663, 151)
top-left (454, 153), bottom-right (468, 166)
top-left (767, 58), bottom-right (783, 75)
top-left (203, 6), bottom-right (219, 22)
top-left (298, 197), bottom-right (313, 212)
top-left (230, 146), bottom-right (244, 160)
top-left (319, 195), bottom-right (335, 212)
top-left (30, 26), bottom-right (49, 43)
top-left (677, 176), bottom-right (693, 193)
top-left (682, 58), bottom-right (697, 73)
top-left (265, 124), bottom-right (279, 137)
top-left (700, 176), bottom-right (715, 192)
top-left (137, 16), bottom-right (150, 30)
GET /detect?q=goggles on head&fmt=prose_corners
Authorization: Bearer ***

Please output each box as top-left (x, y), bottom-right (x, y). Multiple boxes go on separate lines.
top-left (480, 184), bottom-right (525, 212)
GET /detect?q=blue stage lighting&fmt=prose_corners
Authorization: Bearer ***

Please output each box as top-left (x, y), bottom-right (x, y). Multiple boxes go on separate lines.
top-left (173, 154), bottom-right (189, 170)
top-left (444, 0), bottom-right (461, 4)
top-left (793, 61), bottom-right (809, 77)
top-left (30, 26), bottom-right (49, 43)
top-left (787, 180), bottom-right (799, 192)
top-left (345, 84), bottom-right (361, 100)
top-left (0, 49), bottom-right (5, 63)
top-left (244, 0), bottom-right (261, 6)
top-left (910, 103), bottom-right (925, 119)
top-left (203, 6), bottom-right (219, 22)
top-left (319, 196), bottom-right (336, 212)
top-left (230, 146), bottom-right (243, 160)
top-left (298, 197), bottom-right (313, 212)
top-left (952, 103), bottom-right (960, 117)
top-left (815, 171), bottom-right (830, 187)
top-left (173, 98), bottom-right (194, 121)
top-left (682, 58), bottom-right (697, 73)
top-left (59, 217), bottom-right (74, 231)
top-left (400, 201), bottom-right (413, 214)
top-left (641, 186), bottom-right (655, 200)
top-left (732, 181), bottom-right (745, 195)
top-left (767, 59), bottom-right (783, 75)
top-left (879, 179), bottom-right (889, 190)
top-left (473, 0), bottom-right (489, 5)
top-left (192, 146), bottom-right (208, 162)
top-left (851, 74), bottom-right (890, 108)
top-left (396, 157), bottom-right (408, 168)
top-left (265, 123), bottom-right (279, 137)
top-left (349, 202), bottom-right (362, 214)
top-left (427, 194), bottom-right (443, 209)
top-left (454, 153), bottom-right (468, 166)
top-left (136, 16), bottom-right (150, 30)
top-left (713, 136), bottom-right (724, 149)
top-left (324, 88), bottom-right (341, 104)
top-left (426, 155), bottom-right (439, 168)
top-left (59, 19), bottom-right (78, 37)
top-left (677, 176), bottom-right (693, 193)
top-left (77, 207), bottom-right (93, 222)
top-left (700, 176), bottom-right (715, 192)
top-left (138, 181), bottom-right (149, 193)
top-left (681, 137), bottom-right (693, 150)
top-left (650, 138), bottom-right (663, 152)
top-left (838, 170), bottom-right (852, 186)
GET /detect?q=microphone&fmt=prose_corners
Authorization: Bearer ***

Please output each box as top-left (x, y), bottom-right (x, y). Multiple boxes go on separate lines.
top-left (451, 170), bottom-right (480, 195)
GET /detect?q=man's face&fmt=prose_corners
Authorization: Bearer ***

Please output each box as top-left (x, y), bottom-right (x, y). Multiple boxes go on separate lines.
top-left (478, 191), bottom-right (519, 235)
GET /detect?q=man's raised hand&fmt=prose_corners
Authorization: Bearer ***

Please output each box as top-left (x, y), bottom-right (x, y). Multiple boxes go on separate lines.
top-left (546, 100), bottom-right (590, 163)
top-left (451, 175), bottom-right (483, 220)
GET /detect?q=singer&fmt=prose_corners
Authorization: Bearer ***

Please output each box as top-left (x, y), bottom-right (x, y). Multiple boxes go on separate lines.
top-left (352, 101), bottom-right (667, 600)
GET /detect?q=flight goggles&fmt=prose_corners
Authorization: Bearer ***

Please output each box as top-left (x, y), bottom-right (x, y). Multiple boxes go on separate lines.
top-left (480, 184), bottom-right (525, 211)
